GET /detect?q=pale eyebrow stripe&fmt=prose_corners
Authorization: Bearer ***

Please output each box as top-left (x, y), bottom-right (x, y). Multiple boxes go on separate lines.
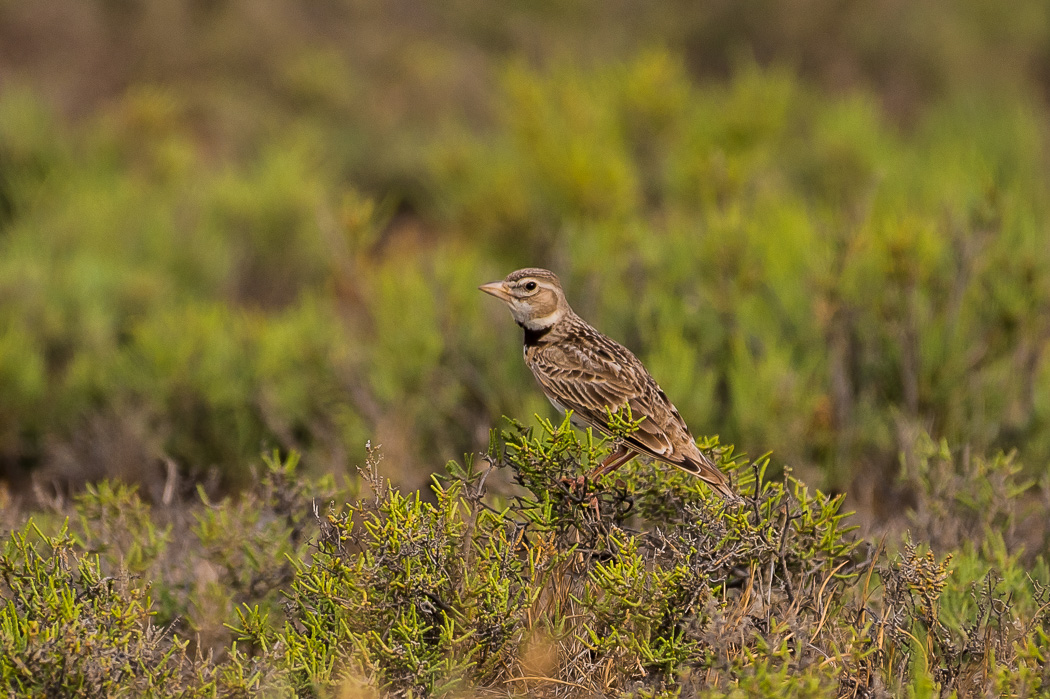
top-left (515, 279), bottom-right (556, 289)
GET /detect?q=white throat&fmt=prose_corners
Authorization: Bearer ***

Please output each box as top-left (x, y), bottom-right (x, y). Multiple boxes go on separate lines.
top-left (519, 307), bottom-right (565, 330)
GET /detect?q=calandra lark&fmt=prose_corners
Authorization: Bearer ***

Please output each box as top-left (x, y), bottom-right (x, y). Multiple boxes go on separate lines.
top-left (480, 268), bottom-right (735, 500)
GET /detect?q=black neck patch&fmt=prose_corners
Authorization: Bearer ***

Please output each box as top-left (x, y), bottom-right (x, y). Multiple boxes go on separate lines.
top-left (518, 322), bottom-right (552, 347)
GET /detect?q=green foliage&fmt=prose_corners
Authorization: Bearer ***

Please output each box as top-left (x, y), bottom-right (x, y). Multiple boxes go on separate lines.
top-left (900, 433), bottom-right (1049, 560)
top-left (75, 481), bottom-right (170, 575)
top-left (3, 432), bottom-right (1049, 696)
top-left (436, 53), bottom-right (1050, 491)
top-left (0, 521), bottom-right (189, 696)
top-left (3, 4), bottom-right (1050, 695)
top-left (3, 45), bottom-right (1050, 494)
top-left (1, 451), bottom-right (342, 696)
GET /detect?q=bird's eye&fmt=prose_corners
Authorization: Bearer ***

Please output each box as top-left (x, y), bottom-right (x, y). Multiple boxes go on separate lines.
top-left (524, 281), bottom-right (537, 291)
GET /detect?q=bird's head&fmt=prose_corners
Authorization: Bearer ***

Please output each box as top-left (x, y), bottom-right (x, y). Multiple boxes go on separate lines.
top-left (479, 268), bottom-right (570, 330)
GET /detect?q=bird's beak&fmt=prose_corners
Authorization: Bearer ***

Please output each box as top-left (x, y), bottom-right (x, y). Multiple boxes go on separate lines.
top-left (478, 281), bottom-right (512, 302)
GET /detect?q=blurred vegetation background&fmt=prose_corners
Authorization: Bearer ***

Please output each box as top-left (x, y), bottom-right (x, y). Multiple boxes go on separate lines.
top-left (2, 0), bottom-right (1050, 520)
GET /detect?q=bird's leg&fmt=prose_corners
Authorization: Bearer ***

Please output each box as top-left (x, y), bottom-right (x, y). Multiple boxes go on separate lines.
top-left (558, 445), bottom-right (636, 516)
top-left (587, 444), bottom-right (636, 481)
top-left (581, 446), bottom-right (636, 517)
top-left (559, 444), bottom-right (628, 491)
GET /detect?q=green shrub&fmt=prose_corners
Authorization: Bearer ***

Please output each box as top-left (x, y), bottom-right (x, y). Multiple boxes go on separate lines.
top-left (3, 7), bottom-right (1050, 695)
top-left (432, 53), bottom-right (1050, 494)
top-left (3, 430), bottom-right (1049, 696)
top-left (0, 521), bottom-right (191, 696)
top-left (4, 54), bottom-right (1050, 494)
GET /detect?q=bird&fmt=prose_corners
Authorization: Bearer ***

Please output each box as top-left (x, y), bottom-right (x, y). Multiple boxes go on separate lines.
top-left (479, 267), bottom-right (735, 500)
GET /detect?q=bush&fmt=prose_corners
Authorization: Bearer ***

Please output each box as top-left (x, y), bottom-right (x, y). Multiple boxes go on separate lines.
top-left (4, 429), bottom-right (1046, 696)
top-left (4, 53), bottom-right (1050, 499)
top-left (434, 55), bottom-right (1050, 497)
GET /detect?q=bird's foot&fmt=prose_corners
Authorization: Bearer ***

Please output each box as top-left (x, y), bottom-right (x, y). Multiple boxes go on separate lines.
top-left (559, 474), bottom-right (587, 491)
top-left (588, 494), bottom-right (601, 518)
top-left (559, 475), bottom-right (604, 515)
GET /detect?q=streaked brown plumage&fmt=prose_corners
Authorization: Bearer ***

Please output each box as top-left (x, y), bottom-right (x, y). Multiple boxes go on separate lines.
top-left (480, 267), bottom-right (735, 500)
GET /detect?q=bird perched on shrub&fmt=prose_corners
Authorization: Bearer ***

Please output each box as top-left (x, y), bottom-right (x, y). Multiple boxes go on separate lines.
top-left (480, 267), bottom-right (735, 499)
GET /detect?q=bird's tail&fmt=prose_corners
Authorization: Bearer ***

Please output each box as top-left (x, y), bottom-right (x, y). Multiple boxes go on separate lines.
top-left (680, 451), bottom-right (738, 502)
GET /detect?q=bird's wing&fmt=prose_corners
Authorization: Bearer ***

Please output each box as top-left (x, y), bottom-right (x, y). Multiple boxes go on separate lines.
top-left (528, 334), bottom-right (684, 460)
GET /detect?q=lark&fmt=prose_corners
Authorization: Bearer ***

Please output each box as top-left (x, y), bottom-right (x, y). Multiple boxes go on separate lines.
top-left (480, 268), bottom-right (735, 500)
